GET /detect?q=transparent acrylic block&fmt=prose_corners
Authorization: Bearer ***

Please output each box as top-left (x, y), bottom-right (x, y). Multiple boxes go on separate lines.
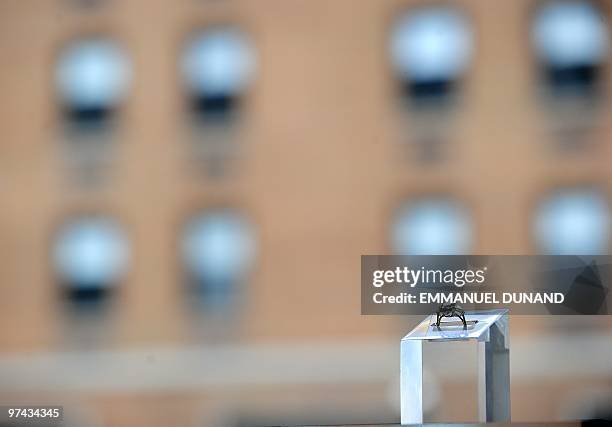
top-left (400, 309), bottom-right (510, 424)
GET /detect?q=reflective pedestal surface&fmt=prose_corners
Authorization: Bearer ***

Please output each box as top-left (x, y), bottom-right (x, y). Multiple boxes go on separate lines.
top-left (401, 309), bottom-right (510, 424)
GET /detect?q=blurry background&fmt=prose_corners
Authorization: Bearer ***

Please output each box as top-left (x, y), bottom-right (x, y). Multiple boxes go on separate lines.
top-left (1, 0), bottom-right (612, 425)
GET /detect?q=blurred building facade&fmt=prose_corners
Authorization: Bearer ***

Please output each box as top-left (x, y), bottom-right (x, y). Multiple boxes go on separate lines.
top-left (1, 0), bottom-right (612, 426)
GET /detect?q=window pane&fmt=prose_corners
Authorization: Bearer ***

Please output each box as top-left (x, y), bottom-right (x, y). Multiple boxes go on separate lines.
top-left (534, 189), bottom-right (610, 254)
top-left (391, 198), bottom-right (473, 255)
